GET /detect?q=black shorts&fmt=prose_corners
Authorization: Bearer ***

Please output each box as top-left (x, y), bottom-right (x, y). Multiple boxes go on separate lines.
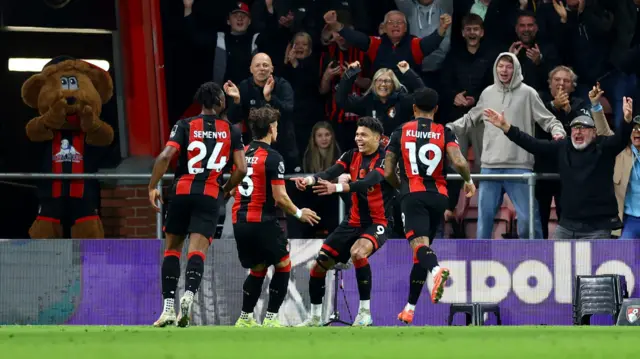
top-left (400, 191), bottom-right (449, 244)
top-left (164, 194), bottom-right (220, 241)
top-left (36, 198), bottom-right (99, 225)
top-left (322, 221), bottom-right (389, 264)
top-left (233, 221), bottom-right (289, 269)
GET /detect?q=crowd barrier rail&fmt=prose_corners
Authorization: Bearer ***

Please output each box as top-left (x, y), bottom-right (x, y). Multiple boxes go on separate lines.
top-left (0, 172), bottom-right (561, 239)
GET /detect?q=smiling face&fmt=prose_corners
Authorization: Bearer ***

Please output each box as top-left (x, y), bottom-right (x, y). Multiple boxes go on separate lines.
top-left (250, 53), bottom-right (273, 84)
top-left (571, 125), bottom-right (596, 150)
top-left (292, 34), bottom-right (312, 59)
top-left (373, 69), bottom-right (395, 98)
top-left (463, 23), bottom-right (484, 47)
top-left (516, 15), bottom-right (537, 44)
top-left (354, 126), bottom-right (379, 154)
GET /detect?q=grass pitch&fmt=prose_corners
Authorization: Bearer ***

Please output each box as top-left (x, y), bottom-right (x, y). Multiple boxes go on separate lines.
top-left (0, 326), bottom-right (637, 359)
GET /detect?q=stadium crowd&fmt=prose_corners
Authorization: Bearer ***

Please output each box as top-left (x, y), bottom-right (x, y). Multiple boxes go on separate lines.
top-left (174, 0), bottom-right (640, 240)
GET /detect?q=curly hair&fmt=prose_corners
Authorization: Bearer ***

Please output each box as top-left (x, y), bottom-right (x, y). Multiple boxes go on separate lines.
top-left (194, 81), bottom-right (224, 110)
top-left (248, 106), bottom-right (280, 139)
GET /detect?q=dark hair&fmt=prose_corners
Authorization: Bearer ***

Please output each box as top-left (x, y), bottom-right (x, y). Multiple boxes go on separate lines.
top-left (356, 116), bottom-right (384, 135)
top-left (462, 13), bottom-right (484, 28)
top-left (498, 54), bottom-right (514, 63)
top-left (248, 106), bottom-right (280, 139)
top-left (413, 87), bottom-right (439, 112)
top-left (194, 81), bottom-right (224, 110)
top-left (517, 10), bottom-right (536, 22)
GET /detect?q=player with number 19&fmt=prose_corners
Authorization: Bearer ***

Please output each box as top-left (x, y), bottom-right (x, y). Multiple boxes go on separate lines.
top-left (385, 88), bottom-right (475, 325)
top-left (231, 106), bottom-right (320, 328)
top-left (148, 81), bottom-right (247, 328)
top-left (291, 117), bottom-right (398, 327)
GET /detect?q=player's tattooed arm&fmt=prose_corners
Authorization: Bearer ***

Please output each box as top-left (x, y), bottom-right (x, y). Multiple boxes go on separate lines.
top-left (383, 151), bottom-right (401, 189)
top-left (223, 149), bottom-right (247, 194)
top-left (446, 145), bottom-right (471, 183)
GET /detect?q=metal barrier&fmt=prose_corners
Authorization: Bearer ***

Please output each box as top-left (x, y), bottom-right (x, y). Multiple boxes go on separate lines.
top-left (0, 172), bottom-right (560, 239)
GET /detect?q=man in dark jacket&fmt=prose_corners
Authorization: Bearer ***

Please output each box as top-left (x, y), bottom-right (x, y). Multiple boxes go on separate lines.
top-left (484, 97), bottom-right (635, 239)
top-left (225, 53), bottom-right (299, 172)
top-left (534, 65), bottom-right (589, 239)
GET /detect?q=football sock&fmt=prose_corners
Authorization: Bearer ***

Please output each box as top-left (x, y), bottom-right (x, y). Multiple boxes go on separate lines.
top-left (267, 261), bottom-right (291, 314)
top-left (415, 245), bottom-right (439, 273)
top-left (242, 268), bottom-right (267, 313)
top-left (354, 257), bottom-right (372, 301)
top-left (408, 263), bottom-right (429, 305)
top-left (185, 251), bottom-right (205, 294)
top-left (309, 267), bottom-right (326, 307)
top-left (162, 250), bottom-right (181, 301)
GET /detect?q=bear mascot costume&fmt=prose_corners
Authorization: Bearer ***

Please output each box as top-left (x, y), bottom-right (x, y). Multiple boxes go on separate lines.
top-left (22, 56), bottom-right (115, 239)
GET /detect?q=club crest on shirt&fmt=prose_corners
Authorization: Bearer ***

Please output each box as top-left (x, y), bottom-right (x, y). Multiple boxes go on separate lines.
top-left (278, 161), bottom-right (285, 174)
top-left (53, 139), bottom-right (83, 163)
top-left (170, 124), bottom-right (178, 138)
top-left (387, 106), bottom-right (396, 118)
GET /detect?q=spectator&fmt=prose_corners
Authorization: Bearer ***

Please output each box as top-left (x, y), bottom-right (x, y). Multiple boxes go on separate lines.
top-left (282, 32), bottom-right (324, 153)
top-left (318, 10), bottom-right (372, 151)
top-left (592, 87), bottom-right (640, 240)
top-left (335, 61), bottom-right (425, 139)
top-left (534, 65), bottom-right (589, 239)
top-left (183, 1), bottom-right (263, 85)
top-left (440, 13), bottom-right (496, 173)
top-left (225, 53), bottom-right (299, 172)
top-left (395, 0), bottom-right (453, 88)
top-left (484, 94), bottom-right (635, 239)
top-left (451, 0), bottom-right (521, 49)
top-left (323, 9), bottom-right (451, 76)
top-left (508, 11), bottom-right (560, 92)
top-left (551, 0), bottom-right (634, 131)
top-left (447, 53), bottom-right (566, 239)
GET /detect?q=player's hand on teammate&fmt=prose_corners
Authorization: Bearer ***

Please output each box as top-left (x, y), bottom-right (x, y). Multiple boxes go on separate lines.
top-left (298, 208), bottom-right (321, 226)
top-left (224, 187), bottom-right (236, 200)
top-left (312, 178), bottom-right (339, 196)
top-left (463, 181), bottom-right (476, 198)
top-left (483, 108), bottom-right (510, 132)
top-left (148, 188), bottom-right (163, 212)
top-left (338, 173), bottom-right (351, 184)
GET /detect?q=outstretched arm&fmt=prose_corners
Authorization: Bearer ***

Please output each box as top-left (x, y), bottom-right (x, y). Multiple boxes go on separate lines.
top-left (484, 108), bottom-right (562, 156)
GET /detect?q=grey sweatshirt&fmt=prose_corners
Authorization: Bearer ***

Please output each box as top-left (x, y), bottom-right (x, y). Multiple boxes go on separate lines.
top-left (446, 52), bottom-right (566, 170)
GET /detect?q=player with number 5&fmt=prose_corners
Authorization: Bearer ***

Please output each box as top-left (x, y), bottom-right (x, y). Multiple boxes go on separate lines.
top-left (231, 106), bottom-right (320, 328)
top-left (385, 88), bottom-right (475, 325)
top-left (148, 81), bottom-right (247, 328)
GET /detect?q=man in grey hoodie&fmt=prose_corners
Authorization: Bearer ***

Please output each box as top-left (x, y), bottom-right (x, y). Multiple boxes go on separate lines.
top-left (447, 52), bottom-right (566, 239)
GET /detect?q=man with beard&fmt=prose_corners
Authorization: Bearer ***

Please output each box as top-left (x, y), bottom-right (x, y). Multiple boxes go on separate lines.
top-left (483, 96), bottom-right (635, 239)
top-left (507, 11), bottom-right (560, 92)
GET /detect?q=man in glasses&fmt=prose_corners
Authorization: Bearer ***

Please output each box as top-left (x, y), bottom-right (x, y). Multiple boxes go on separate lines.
top-left (483, 94), bottom-right (635, 239)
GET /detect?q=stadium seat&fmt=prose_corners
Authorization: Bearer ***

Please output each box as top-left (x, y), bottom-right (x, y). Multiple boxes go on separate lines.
top-left (448, 303), bottom-right (502, 326)
top-left (462, 192), bottom-right (514, 239)
top-left (573, 275), bottom-right (627, 325)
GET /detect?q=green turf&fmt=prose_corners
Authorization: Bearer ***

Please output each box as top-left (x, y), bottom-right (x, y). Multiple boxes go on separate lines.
top-left (0, 326), bottom-right (637, 359)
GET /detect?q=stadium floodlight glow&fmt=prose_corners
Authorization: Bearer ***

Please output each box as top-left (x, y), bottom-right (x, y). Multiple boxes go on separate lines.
top-left (8, 58), bottom-right (110, 72)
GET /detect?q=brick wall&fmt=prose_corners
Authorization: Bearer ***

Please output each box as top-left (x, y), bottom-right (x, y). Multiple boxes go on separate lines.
top-left (100, 184), bottom-right (168, 238)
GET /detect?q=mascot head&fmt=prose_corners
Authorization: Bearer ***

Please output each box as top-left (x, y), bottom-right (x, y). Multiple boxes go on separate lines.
top-left (21, 55), bottom-right (113, 129)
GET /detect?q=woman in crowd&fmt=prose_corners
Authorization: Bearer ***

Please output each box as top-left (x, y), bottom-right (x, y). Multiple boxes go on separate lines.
top-left (290, 122), bottom-right (343, 238)
top-left (282, 32), bottom-right (324, 153)
top-left (335, 60), bottom-right (424, 139)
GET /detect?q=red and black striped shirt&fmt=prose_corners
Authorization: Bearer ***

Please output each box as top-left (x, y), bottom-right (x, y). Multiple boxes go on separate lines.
top-left (166, 115), bottom-right (243, 199)
top-left (38, 128), bottom-right (100, 199)
top-left (387, 118), bottom-right (459, 197)
top-left (314, 148), bottom-right (396, 227)
top-left (319, 44), bottom-right (369, 124)
top-left (232, 141), bottom-right (285, 224)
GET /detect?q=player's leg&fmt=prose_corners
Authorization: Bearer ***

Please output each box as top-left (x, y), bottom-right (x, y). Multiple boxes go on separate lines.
top-left (298, 223), bottom-right (354, 326)
top-left (263, 224), bottom-right (292, 327)
top-left (154, 196), bottom-right (190, 327)
top-left (234, 224), bottom-right (266, 327)
top-left (176, 196), bottom-right (219, 328)
top-left (349, 238), bottom-right (374, 326)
